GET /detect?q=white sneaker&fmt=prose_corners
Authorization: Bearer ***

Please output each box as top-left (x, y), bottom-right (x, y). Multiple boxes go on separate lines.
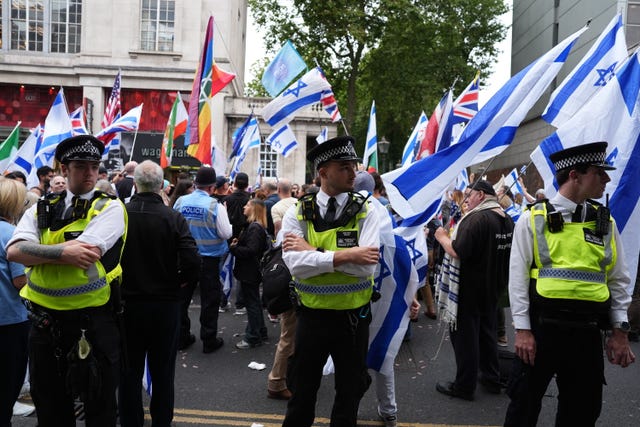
top-left (377, 407), bottom-right (397, 427)
top-left (233, 307), bottom-right (247, 315)
top-left (13, 401), bottom-right (35, 417)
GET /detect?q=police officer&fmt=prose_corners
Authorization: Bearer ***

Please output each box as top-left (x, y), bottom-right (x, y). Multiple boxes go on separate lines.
top-left (504, 142), bottom-right (635, 426)
top-left (7, 135), bottom-right (127, 426)
top-left (173, 166), bottom-right (232, 353)
top-left (281, 136), bottom-right (380, 427)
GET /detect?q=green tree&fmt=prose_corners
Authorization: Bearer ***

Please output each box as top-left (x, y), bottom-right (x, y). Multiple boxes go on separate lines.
top-left (249, 0), bottom-right (508, 165)
top-left (249, 0), bottom-right (386, 129)
top-left (357, 0), bottom-right (508, 165)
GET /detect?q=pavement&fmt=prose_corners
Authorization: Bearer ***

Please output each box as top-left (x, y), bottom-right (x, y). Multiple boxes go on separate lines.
top-left (11, 294), bottom-right (640, 426)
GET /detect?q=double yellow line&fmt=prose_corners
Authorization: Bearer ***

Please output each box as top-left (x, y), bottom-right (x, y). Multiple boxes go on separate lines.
top-left (167, 408), bottom-right (499, 427)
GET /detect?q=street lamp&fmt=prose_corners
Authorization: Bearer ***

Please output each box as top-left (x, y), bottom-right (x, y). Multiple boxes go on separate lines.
top-left (378, 136), bottom-right (390, 173)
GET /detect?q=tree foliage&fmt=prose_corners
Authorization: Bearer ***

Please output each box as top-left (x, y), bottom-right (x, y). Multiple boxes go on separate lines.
top-left (248, 0), bottom-right (509, 165)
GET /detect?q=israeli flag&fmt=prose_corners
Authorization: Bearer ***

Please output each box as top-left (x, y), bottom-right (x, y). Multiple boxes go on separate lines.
top-left (36, 89), bottom-right (73, 170)
top-left (542, 13), bottom-right (627, 128)
top-left (267, 124), bottom-right (299, 157)
top-left (261, 67), bottom-right (332, 131)
top-left (367, 198), bottom-right (419, 374)
top-left (220, 253), bottom-right (235, 300)
top-left (383, 26), bottom-right (586, 219)
top-left (531, 50), bottom-right (640, 290)
top-left (362, 100), bottom-right (377, 170)
top-left (229, 116), bottom-right (261, 180)
top-left (316, 126), bottom-right (328, 144)
top-left (504, 168), bottom-right (524, 196)
top-left (402, 112), bottom-right (427, 167)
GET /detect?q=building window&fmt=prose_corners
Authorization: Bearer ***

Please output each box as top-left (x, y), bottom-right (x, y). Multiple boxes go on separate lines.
top-left (11, 0), bottom-right (44, 51)
top-left (140, 0), bottom-right (174, 52)
top-left (7, 0), bottom-right (81, 53)
top-left (50, 0), bottom-right (81, 53)
top-left (628, 2), bottom-right (640, 48)
top-left (260, 140), bottom-right (278, 178)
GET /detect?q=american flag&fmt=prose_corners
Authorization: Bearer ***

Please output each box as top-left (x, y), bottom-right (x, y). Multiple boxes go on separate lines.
top-left (101, 71), bottom-right (122, 146)
top-left (69, 107), bottom-right (88, 135)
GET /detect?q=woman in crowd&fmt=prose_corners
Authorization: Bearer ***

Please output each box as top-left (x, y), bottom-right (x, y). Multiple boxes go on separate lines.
top-left (0, 177), bottom-right (29, 425)
top-left (169, 178), bottom-right (194, 207)
top-left (229, 198), bottom-right (269, 349)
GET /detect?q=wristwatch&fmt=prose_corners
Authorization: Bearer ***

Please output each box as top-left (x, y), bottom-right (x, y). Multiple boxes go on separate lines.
top-left (612, 321), bottom-right (631, 332)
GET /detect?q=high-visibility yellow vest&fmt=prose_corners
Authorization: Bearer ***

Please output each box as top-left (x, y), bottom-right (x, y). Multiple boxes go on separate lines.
top-left (529, 201), bottom-right (614, 304)
top-left (294, 194), bottom-right (373, 310)
top-left (20, 192), bottom-right (128, 310)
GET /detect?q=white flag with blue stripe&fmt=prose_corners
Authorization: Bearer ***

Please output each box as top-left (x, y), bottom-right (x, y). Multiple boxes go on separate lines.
top-left (531, 50), bottom-right (640, 290)
top-left (316, 126), bottom-right (328, 144)
top-left (261, 67), bottom-right (332, 131)
top-left (267, 124), bottom-right (299, 157)
top-left (542, 13), bottom-right (627, 128)
top-left (6, 125), bottom-right (42, 180)
top-left (504, 168), bottom-right (524, 196)
top-left (362, 101), bottom-right (377, 170)
top-left (402, 112), bottom-right (427, 167)
top-left (383, 27), bottom-right (586, 219)
top-left (220, 253), bottom-right (235, 300)
top-left (229, 116), bottom-right (261, 180)
top-left (36, 89), bottom-right (73, 170)
top-left (367, 198), bottom-right (419, 374)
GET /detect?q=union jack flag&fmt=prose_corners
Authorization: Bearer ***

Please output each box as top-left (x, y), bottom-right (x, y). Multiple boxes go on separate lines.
top-left (318, 68), bottom-right (342, 122)
top-left (452, 72), bottom-right (480, 124)
top-left (101, 71), bottom-right (122, 147)
top-left (69, 107), bottom-right (88, 135)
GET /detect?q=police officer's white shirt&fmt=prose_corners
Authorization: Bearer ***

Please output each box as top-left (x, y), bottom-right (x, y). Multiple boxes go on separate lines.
top-left (281, 190), bottom-right (380, 280)
top-left (8, 189), bottom-right (126, 256)
top-left (509, 193), bottom-right (631, 330)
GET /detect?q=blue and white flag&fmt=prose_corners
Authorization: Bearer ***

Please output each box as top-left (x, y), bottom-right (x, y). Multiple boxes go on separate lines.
top-left (7, 124), bottom-right (42, 181)
top-left (229, 116), bottom-right (261, 180)
top-left (531, 51), bottom-right (640, 290)
top-left (362, 100), bottom-right (377, 170)
top-left (367, 198), bottom-right (419, 374)
top-left (94, 104), bottom-right (143, 140)
top-left (435, 90), bottom-right (454, 152)
top-left (542, 14), bottom-right (627, 128)
top-left (455, 169), bottom-right (469, 191)
top-left (261, 40), bottom-right (307, 97)
top-left (229, 114), bottom-right (254, 160)
top-left (261, 67), bottom-right (332, 131)
top-left (394, 210), bottom-right (432, 284)
top-left (316, 126), bottom-right (328, 144)
top-left (34, 89), bottom-right (73, 176)
top-left (383, 26), bottom-right (586, 219)
top-left (267, 124), bottom-right (298, 157)
top-left (402, 112), bottom-right (427, 167)
top-left (254, 165), bottom-right (262, 190)
top-left (220, 253), bottom-right (235, 300)
top-left (504, 168), bottom-right (524, 196)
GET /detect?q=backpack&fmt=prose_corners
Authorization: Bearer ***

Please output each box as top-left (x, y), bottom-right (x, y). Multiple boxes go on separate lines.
top-left (260, 245), bottom-right (294, 315)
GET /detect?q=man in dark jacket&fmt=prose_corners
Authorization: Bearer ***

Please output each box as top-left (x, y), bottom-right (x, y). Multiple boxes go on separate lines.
top-left (119, 160), bottom-right (201, 426)
top-left (225, 172), bottom-right (251, 240)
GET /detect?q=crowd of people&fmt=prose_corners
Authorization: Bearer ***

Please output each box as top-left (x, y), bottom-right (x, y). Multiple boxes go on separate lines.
top-left (0, 134), bottom-right (638, 427)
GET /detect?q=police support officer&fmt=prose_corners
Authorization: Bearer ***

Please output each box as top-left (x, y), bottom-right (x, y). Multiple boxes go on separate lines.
top-left (7, 135), bottom-right (127, 426)
top-left (280, 136), bottom-right (380, 427)
top-left (505, 142), bottom-right (635, 426)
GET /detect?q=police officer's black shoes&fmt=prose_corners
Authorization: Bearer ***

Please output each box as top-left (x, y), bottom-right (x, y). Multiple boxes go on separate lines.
top-left (436, 381), bottom-right (474, 401)
top-left (478, 377), bottom-right (502, 394)
top-left (203, 337), bottom-right (224, 353)
top-left (178, 334), bottom-right (196, 351)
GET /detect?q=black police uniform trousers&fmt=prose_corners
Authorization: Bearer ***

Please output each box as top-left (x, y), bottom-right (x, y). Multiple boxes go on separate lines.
top-left (283, 304), bottom-right (372, 427)
top-left (504, 320), bottom-right (604, 427)
top-left (118, 300), bottom-right (180, 427)
top-left (0, 320), bottom-right (30, 427)
top-left (180, 256), bottom-right (222, 347)
top-left (28, 303), bottom-right (120, 427)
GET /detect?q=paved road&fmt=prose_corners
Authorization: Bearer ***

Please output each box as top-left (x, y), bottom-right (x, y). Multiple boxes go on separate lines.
top-left (12, 293), bottom-right (640, 426)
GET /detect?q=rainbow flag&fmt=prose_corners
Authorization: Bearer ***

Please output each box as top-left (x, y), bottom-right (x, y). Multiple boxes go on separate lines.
top-left (186, 16), bottom-right (235, 165)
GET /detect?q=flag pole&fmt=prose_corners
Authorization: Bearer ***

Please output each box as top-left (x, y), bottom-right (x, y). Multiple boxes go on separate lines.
top-left (128, 127), bottom-right (140, 163)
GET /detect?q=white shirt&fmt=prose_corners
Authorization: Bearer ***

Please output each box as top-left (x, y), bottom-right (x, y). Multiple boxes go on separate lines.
top-left (8, 190), bottom-right (126, 256)
top-left (281, 190), bottom-right (380, 280)
top-left (509, 193), bottom-right (631, 330)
